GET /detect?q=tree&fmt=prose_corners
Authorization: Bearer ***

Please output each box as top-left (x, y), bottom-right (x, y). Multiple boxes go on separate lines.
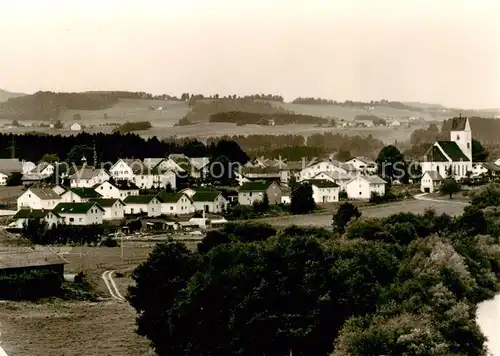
top-left (335, 149), bottom-right (352, 162)
top-left (333, 202), bottom-right (362, 233)
top-left (376, 145), bottom-right (405, 182)
top-left (42, 153), bottom-right (60, 163)
top-left (254, 192), bottom-right (270, 212)
top-left (53, 120), bottom-right (63, 129)
top-left (6, 172), bottom-right (22, 186)
top-left (73, 113), bottom-right (81, 121)
top-left (472, 139), bottom-right (489, 162)
top-left (441, 178), bottom-right (460, 199)
top-left (291, 182), bottom-right (316, 214)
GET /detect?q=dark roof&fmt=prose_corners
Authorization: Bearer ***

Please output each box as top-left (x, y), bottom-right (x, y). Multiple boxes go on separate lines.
top-left (88, 198), bottom-right (124, 207)
top-left (14, 209), bottom-right (60, 219)
top-left (450, 117), bottom-right (467, 130)
top-left (114, 180), bottom-right (140, 190)
top-left (192, 190), bottom-right (221, 202)
top-left (0, 248), bottom-right (66, 269)
top-left (241, 166), bottom-right (280, 174)
top-left (239, 181), bottom-right (278, 192)
top-left (424, 145), bottom-right (449, 162)
top-left (437, 141), bottom-right (470, 162)
top-left (156, 192), bottom-right (185, 203)
top-left (69, 168), bottom-right (108, 180)
top-left (305, 179), bottom-right (339, 188)
top-left (0, 159), bottom-right (22, 174)
top-left (423, 170), bottom-right (443, 181)
top-left (69, 188), bottom-right (102, 198)
top-left (481, 162), bottom-right (500, 172)
top-left (123, 195), bottom-right (158, 204)
top-left (28, 188), bottom-right (62, 200)
top-left (53, 202), bottom-right (104, 214)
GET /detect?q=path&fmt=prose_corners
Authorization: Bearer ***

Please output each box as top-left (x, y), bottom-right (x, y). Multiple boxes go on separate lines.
top-left (102, 270), bottom-right (125, 301)
top-left (414, 193), bottom-right (469, 205)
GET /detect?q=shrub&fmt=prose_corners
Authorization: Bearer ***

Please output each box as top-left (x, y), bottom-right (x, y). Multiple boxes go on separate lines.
top-left (101, 237), bottom-right (118, 247)
top-left (0, 269), bottom-right (63, 300)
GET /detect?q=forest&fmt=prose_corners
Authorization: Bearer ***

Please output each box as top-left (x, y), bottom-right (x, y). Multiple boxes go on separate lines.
top-left (291, 97), bottom-right (422, 111)
top-left (127, 186), bottom-right (500, 356)
top-left (209, 111), bottom-right (328, 125)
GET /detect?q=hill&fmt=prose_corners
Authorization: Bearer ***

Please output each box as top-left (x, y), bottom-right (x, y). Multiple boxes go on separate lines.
top-left (0, 89), bottom-right (26, 103)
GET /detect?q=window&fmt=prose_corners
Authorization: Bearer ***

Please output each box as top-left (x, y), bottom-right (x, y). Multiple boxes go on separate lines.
top-left (69, 218), bottom-right (74, 222)
top-left (79, 218), bottom-right (82, 222)
top-left (457, 135), bottom-right (460, 140)
top-left (170, 206), bottom-right (173, 210)
top-left (467, 142), bottom-right (470, 149)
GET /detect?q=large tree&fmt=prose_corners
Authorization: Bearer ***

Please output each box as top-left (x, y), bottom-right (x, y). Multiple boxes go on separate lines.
top-left (291, 182), bottom-right (316, 214)
top-left (376, 145), bottom-right (406, 182)
top-left (472, 139), bottom-right (489, 162)
top-left (440, 178), bottom-right (460, 199)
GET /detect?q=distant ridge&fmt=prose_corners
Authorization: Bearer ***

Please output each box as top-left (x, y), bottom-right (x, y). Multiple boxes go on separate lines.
top-left (0, 89), bottom-right (26, 102)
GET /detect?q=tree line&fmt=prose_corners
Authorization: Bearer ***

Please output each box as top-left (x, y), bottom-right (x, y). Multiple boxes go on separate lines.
top-left (209, 111), bottom-right (328, 126)
top-left (291, 97), bottom-right (422, 111)
top-left (128, 185), bottom-right (500, 355)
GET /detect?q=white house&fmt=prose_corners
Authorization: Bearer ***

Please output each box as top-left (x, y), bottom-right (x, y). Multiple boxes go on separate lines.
top-left (53, 202), bottom-right (104, 225)
top-left (93, 180), bottom-right (140, 199)
top-left (70, 123), bottom-right (82, 131)
top-left (22, 162), bottom-right (56, 183)
top-left (191, 190), bottom-right (227, 213)
top-left (345, 157), bottom-right (377, 174)
top-left (158, 192), bottom-right (194, 215)
top-left (109, 159), bottom-right (143, 181)
top-left (306, 179), bottom-right (340, 204)
top-left (21, 161), bottom-right (36, 174)
top-left (0, 172), bottom-right (8, 186)
top-left (69, 167), bottom-right (110, 188)
top-left (421, 116), bottom-right (473, 181)
top-left (17, 188), bottom-right (62, 211)
top-left (299, 159), bottom-right (348, 181)
top-left (238, 181), bottom-right (282, 206)
top-left (61, 188), bottom-right (103, 203)
top-left (495, 158), bottom-right (500, 166)
top-left (132, 169), bottom-right (176, 190)
top-left (123, 195), bottom-right (162, 217)
top-left (52, 185), bottom-right (67, 196)
top-left (179, 187), bottom-right (196, 198)
top-left (311, 171), bottom-right (354, 190)
top-left (11, 209), bottom-right (61, 229)
top-left (346, 175), bottom-right (387, 200)
top-left (88, 198), bottom-right (125, 220)
top-left (420, 171), bottom-right (444, 193)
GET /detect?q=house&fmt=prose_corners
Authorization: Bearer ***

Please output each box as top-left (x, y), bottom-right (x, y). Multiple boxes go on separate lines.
top-left (306, 179), bottom-right (340, 204)
top-left (346, 175), bottom-right (387, 200)
top-left (157, 192), bottom-right (194, 215)
top-left (21, 160), bottom-right (36, 174)
top-left (239, 166), bottom-right (281, 181)
top-left (281, 187), bottom-right (291, 204)
top-left (109, 159), bottom-right (143, 181)
top-left (179, 187), bottom-right (196, 198)
top-left (421, 116), bottom-right (473, 180)
top-left (495, 158), bottom-right (500, 166)
top-left (17, 188), bottom-right (62, 211)
top-left (420, 171), bottom-right (444, 193)
top-left (389, 120), bottom-right (401, 127)
top-left (94, 180), bottom-right (140, 199)
top-left (69, 167), bottom-right (110, 188)
top-left (123, 195), bottom-right (162, 217)
top-left (279, 161), bottom-right (303, 184)
top-left (52, 185), bottom-right (67, 196)
top-left (471, 162), bottom-right (500, 178)
top-left (191, 190), bottom-right (227, 213)
top-left (0, 172), bottom-right (8, 186)
top-left (21, 162), bottom-right (56, 183)
top-left (311, 171), bottom-right (354, 190)
top-left (132, 168), bottom-right (177, 190)
top-left (238, 181), bottom-right (282, 206)
top-left (0, 159), bottom-right (22, 178)
top-left (53, 202), bottom-right (104, 225)
top-left (61, 187), bottom-right (102, 203)
top-left (298, 159), bottom-right (347, 181)
top-left (11, 209), bottom-right (61, 229)
top-left (345, 157), bottom-right (377, 174)
top-left (88, 198), bottom-right (125, 220)
top-left (70, 123), bottom-right (82, 131)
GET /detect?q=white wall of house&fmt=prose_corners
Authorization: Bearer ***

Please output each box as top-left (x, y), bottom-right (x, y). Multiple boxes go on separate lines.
top-left (472, 163), bottom-right (489, 177)
top-left (132, 171), bottom-right (176, 189)
top-left (61, 191), bottom-right (87, 203)
top-left (70, 170), bottom-right (110, 188)
top-left (13, 213), bottom-right (60, 229)
top-left (94, 181), bottom-right (139, 199)
top-left (59, 209), bottom-right (103, 225)
top-left (421, 161), bottom-right (471, 179)
top-left (193, 195), bottom-right (227, 213)
top-left (17, 190), bottom-right (61, 210)
top-left (346, 176), bottom-right (386, 200)
top-left (345, 158), bottom-right (377, 173)
top-left (102, 202), bottom-right (125, 220)
top-left (124, 198), bottom-right (162, 217)
top-left (238, 191), bottom-right (264, 206)
top-left (311, 185), bottom-right (339, 203)
top-left (161, 196), bottom-right (194, 215)
top-left (420, 173), bottom-right (440, 193)
top-left (0, 172), bottom-right (8, 186)
top-left (311, 172), bottom-right (352, 190)
top-left (22, 161), bottom-right (36, 174)
top-left (281, 195), bottom-right (291, 204)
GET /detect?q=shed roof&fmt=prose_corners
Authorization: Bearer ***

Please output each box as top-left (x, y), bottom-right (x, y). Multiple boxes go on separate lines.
top-left (123, 195), bottom-right (158, 204)
top-left (0, 248), bottom-right (66, 270)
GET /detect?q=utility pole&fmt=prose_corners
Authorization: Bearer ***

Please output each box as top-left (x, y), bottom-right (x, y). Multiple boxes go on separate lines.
top-left (7, 136), bottom-right (18, 158)
top-left (93, 142), bottom-right (97, 168)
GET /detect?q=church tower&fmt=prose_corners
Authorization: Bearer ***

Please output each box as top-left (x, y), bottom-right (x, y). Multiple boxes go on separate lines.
top-left (450, 114), bottom-right (472, 161)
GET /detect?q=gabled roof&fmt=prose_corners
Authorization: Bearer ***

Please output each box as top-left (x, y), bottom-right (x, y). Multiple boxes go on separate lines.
top-left (349, 175), bottom-right (387, 185)
top-left (305, 179), bottom-right (340, 188)
top-left (481, 162), bottom-right (500, 172)
top-left (53, 202), bottom-right (104, 214)
top-left (69, 167), bottom-right (108, 180)
top-left (0, 248), bottom-right (66, 269)
top-left (0, 159), bottom-right (22, 174)
top-left (14, 209), bottom-right (60, 219)
top-left (143, 158), bottom-right (165, 168)
top-left (30, 162), bottom-right (52, 174)
top-left (88, 198), bottom-right (124, 207)
top-left (313, 171), bottom-right (352, 180)
top-left (346, 156), bottom-right (376, 165)
top-left (436, 141), bottom-right (470, 162)
top-left (192, 190), bottom-right (222, 202)
top-left (450, 117), bottom-right (468, 130)
top-left (27, 188), bottom-right (62, 200)
top-left (69, 188), bottom-right (102, 199)
top-left (156, 192), bottom-right (186, 203)
top-left (189, 157), bottom-right (210, 170)
top-left (423, 170), bottom-right (443, 181)
top-left (239, 181), bottom-right (278, 192)
top-left (424, 145), bottom-right (449, 162)
top-left (123, 195), bottom-right (158, 204)
top-left (281, 161), bottom-right (304, 170)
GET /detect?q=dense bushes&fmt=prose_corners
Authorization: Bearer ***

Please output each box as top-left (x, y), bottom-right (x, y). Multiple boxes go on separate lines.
top-left (22, 219), bottom-right (104, 245)
top-left (210, 111), bottom-right (328, 125)
top-left (0, 269), bottom-right (63, 300)
top-left (112, 121), bottom-right (152, 134)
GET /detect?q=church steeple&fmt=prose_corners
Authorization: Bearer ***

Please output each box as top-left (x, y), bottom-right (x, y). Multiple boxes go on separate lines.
top-left (450, 115), bottom-right (472, 161)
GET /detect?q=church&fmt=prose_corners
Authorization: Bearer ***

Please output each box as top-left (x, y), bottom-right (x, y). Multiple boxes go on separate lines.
top-left (420, 116), bottom-right (473, 192)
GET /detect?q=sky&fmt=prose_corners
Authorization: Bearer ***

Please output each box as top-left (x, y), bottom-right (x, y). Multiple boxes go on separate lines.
top-left (0, 0), bottom-right (499, 109)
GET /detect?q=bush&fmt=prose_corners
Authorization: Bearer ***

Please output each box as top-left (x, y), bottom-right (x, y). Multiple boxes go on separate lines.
top-left (101, 237), bottom-right (118, 247)
top-left (112, 121), bottom-right (152, 134)
top-left (0, 269), bottom-right (63, 300)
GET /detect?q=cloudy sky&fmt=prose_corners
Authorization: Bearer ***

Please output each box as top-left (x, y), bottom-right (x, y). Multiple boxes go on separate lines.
top-left (0, 0), bottom-right (499, 109)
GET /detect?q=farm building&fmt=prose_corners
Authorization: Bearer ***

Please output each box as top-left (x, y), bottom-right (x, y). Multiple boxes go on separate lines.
top-left (70, 123), bottom-right (82, 131)
top-left (238, 181), bottom-right (282, 206)
top-left (420, 171), bottom-right (443, 193)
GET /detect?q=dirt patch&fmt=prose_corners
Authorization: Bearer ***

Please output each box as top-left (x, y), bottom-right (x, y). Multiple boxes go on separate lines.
top-left (0, 300), bottom-right (154, 356)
